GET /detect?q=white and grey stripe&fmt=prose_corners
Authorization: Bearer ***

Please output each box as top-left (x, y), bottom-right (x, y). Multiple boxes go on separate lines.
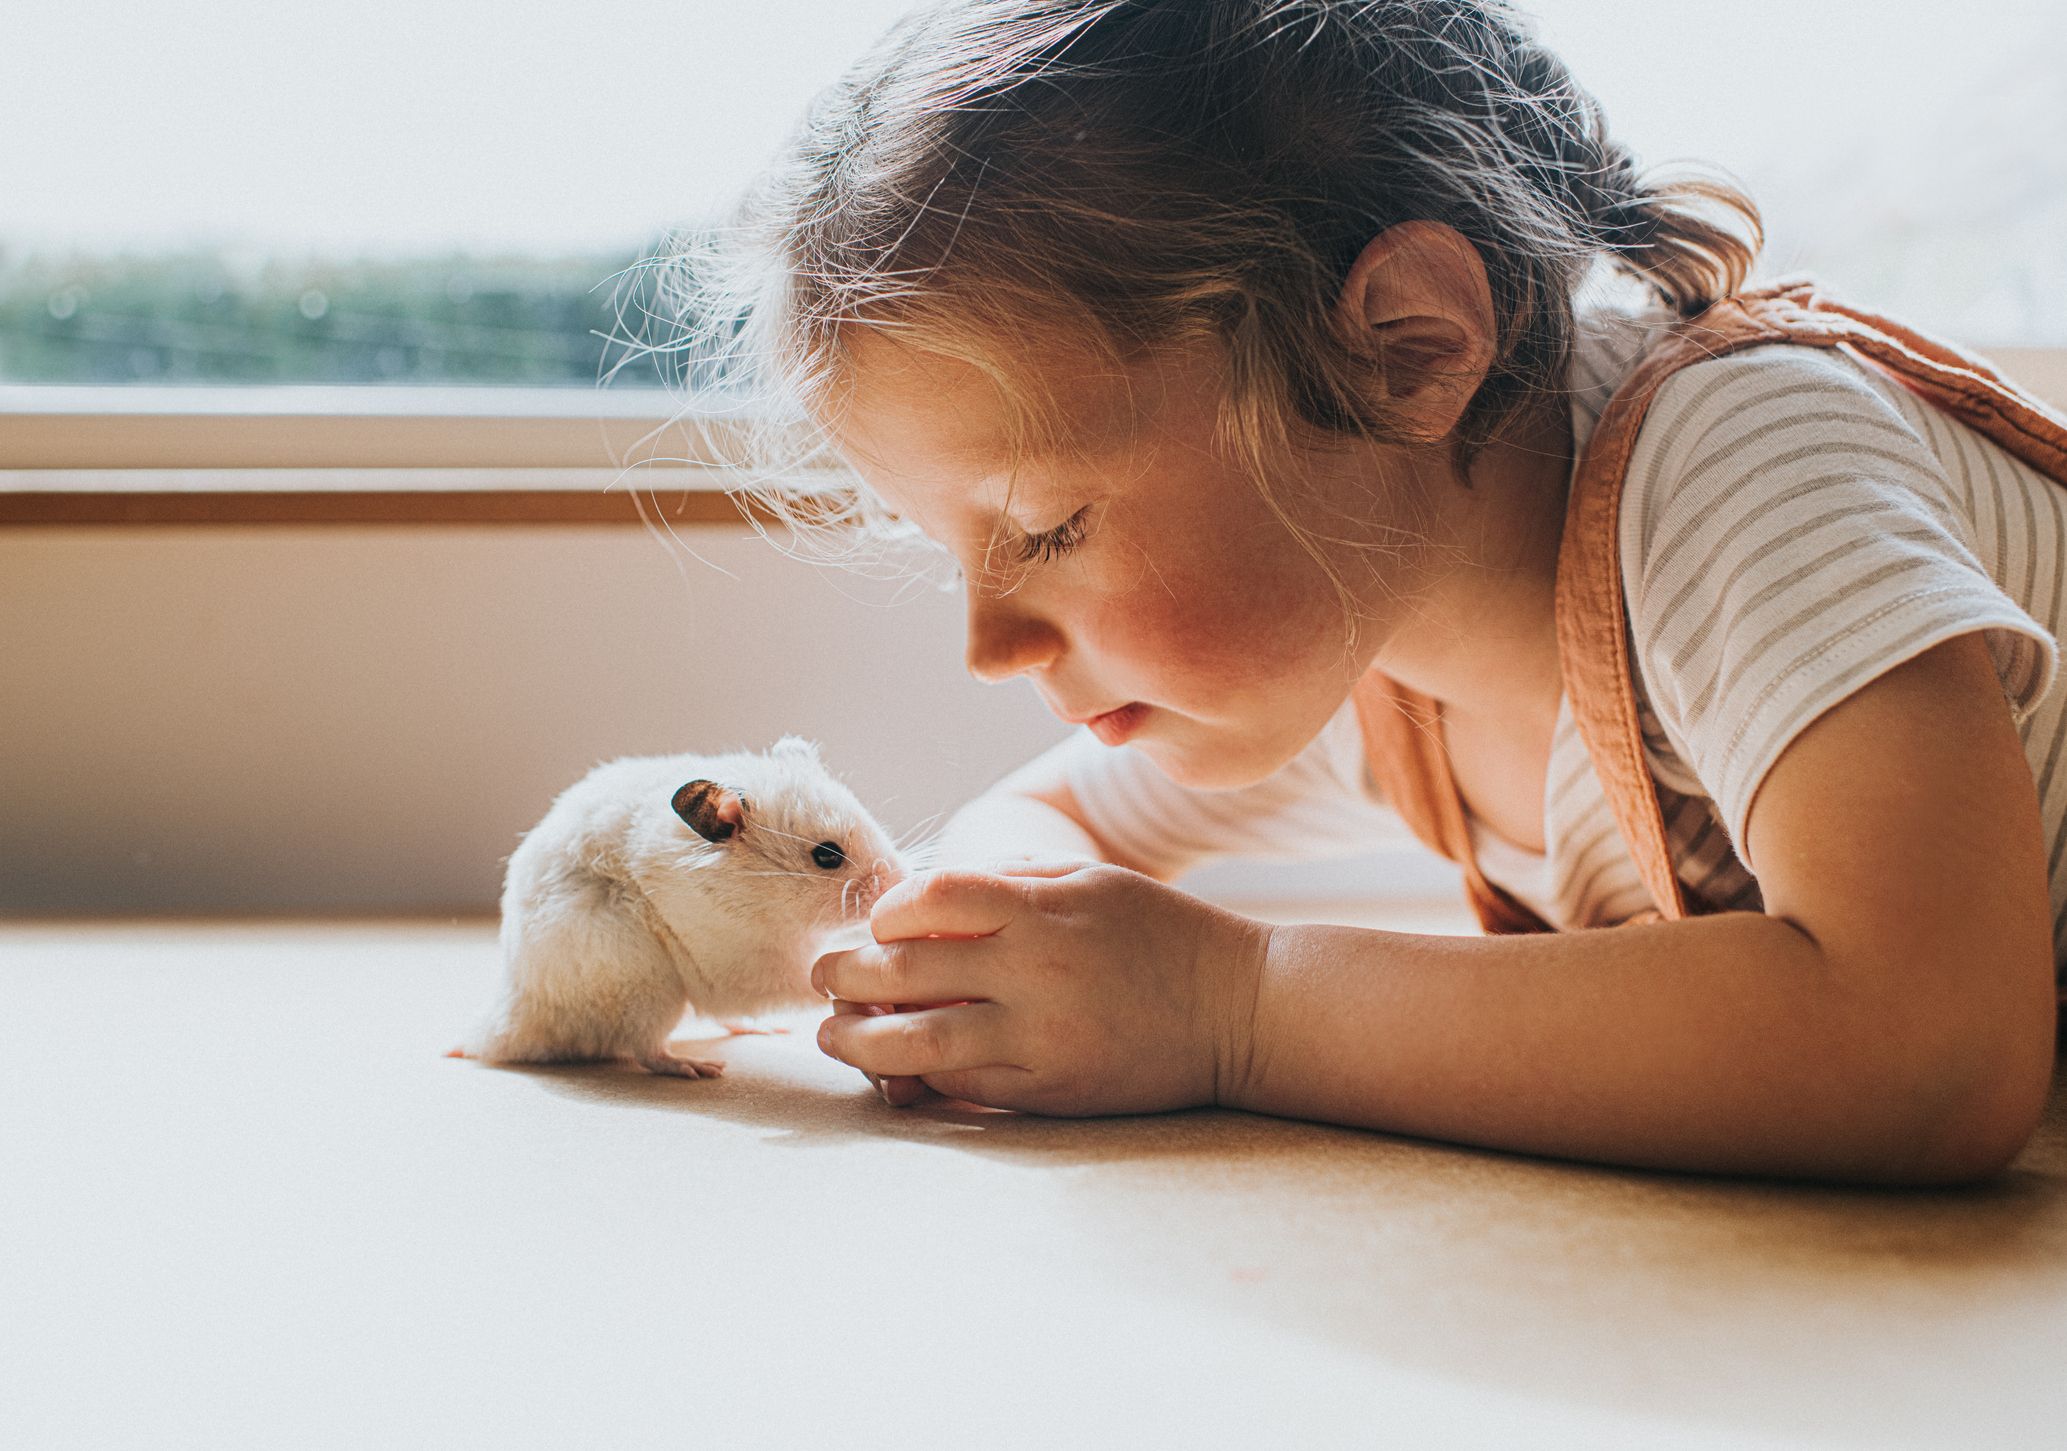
top-left (1617, 340), bottom-right (2063, 968)
top-left (1056, 696), bottom-right (1397, 880)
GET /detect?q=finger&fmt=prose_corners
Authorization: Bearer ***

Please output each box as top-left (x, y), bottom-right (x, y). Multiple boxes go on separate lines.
top-left (869, 869), bottom-right (1028, 942)
top-left (967, 855), bottom-right (1100, 878)
top-left (920, 1065), bottom-right (1037, 1109)
top-left (813, 935), bottom-right (996, 1005)
top-left (878, 1000), bottom-right (957, 1104)
top-left (825, 1001), bottom-right (957, 1105)
top-left (826, 1000), bottom-right (890, 1093)
top-left (817, 1001), bottom-right (1014, 1078)
top-left (879, 1074), bottom-right (932, 1107)
top-left (876, 1002), bottom-right (956, 1103)
top-left (828, 1008), bottom-right (956, 1104)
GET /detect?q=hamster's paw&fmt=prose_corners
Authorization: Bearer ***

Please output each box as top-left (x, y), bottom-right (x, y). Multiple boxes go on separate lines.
top-left (718, 1018), bottom-right (791, 1037)
top-left (636, 1049), bottom-right (727, 1079)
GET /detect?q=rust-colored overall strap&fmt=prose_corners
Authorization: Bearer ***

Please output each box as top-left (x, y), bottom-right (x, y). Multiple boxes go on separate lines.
top-left (1350, 671), bottom-right (1552, 934)
top-left (1554, 279), bottom-right (2067, 922)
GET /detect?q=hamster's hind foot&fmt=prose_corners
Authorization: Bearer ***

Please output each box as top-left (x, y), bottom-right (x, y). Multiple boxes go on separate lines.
top-left (636, 1049), bottom-right (727, 1079)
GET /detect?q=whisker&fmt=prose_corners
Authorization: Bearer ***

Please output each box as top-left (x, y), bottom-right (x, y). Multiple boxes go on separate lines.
top-left (899, 830), bottom-right (948, 868)
top-left (893, 812), bottom-right (947, 850)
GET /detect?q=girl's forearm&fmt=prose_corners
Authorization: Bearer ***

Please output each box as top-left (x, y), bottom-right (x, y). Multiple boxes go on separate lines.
top-left (1229, 914), bottom-right (2014, 1184)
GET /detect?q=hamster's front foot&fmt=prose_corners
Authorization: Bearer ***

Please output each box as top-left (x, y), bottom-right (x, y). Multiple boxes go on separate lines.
top-left (719, 1018), bottom-right (791, 1037)
top-left (636, 1048), bottom-right (726, 1079)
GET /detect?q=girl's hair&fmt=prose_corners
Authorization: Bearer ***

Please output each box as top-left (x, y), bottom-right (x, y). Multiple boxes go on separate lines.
top-left (631, 0), bottom-right (1763, 604)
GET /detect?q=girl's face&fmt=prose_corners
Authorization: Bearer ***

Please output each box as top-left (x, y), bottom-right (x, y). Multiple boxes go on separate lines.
top-left (828, 329), bottom-right (1405, 789)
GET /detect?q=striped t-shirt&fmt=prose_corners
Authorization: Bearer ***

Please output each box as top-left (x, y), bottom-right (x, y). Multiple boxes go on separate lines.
top-left (1055, 296), bottom-right (2067, 973)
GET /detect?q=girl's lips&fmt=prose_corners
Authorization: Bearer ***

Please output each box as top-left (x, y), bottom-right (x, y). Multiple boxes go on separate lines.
top-left (1087, 702), bottom-right (1149, 746)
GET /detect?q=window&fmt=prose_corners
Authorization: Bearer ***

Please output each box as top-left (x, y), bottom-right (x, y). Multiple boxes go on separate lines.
top-left (0, 0), bottom-right (919, 388)
top-left (2, 0), bottom-right (2061, 393)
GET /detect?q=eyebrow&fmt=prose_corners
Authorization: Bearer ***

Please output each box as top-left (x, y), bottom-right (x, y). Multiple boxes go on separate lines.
top-left (889, 399), bottom-right (1133, 539)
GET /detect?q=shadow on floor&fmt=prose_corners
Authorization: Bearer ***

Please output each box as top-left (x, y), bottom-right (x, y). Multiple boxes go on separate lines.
top-left (481, 1037), bottom-right (2067, 1447)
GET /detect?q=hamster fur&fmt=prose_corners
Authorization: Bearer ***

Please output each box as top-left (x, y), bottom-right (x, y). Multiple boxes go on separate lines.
top-left (456, 735), bottom-right (907, 1078)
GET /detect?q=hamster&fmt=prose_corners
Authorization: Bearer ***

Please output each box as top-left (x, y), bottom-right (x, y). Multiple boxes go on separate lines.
top-left (453, 735), bottom-right (909, 1078)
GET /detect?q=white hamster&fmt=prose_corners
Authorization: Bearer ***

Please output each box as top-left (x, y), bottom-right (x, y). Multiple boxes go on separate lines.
top-left (454, 735), bottom-right (907, 1078)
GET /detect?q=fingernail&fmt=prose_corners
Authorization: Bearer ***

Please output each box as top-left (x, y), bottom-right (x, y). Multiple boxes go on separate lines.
top-left (816, 1020), bottom-right (838, 1059)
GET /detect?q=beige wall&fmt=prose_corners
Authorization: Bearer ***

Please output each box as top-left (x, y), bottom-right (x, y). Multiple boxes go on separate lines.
top-left (0, 522), bottom-right (1438, 915)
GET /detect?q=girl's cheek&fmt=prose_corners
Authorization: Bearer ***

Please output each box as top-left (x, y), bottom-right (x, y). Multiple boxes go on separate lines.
top-left (1091, 551), bottom-right (1299, 680)
top-left (1087, 485), bottom-right (1336, 671)
top-left (1176, 512), bottom-right (1332, 619)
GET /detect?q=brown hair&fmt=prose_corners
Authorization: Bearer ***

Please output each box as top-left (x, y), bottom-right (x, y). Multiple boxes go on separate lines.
top-left (634, 0), bottom-right (1763, 602)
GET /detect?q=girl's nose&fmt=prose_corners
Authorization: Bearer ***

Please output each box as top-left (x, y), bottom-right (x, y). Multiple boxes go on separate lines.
top-left (964, 593), bottom-right (1062, 683)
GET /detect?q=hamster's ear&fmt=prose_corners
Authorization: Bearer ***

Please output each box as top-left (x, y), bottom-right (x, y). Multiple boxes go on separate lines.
top-left (671, 779), bottom-right (748, 843)
top-left (771, 735), bottom-right (822, 762)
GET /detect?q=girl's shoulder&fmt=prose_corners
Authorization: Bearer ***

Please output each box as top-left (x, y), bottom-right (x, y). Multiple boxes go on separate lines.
top-left (1566, 288), bottom-right (1967, 609)
top-left (1613, 338), bottom-right (1949, 562)
top-left (1588, 315), bottom-right (2060, 864)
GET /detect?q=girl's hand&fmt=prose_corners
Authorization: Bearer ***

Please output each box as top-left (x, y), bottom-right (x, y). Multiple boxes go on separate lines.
top-left (811, 859), bottom-right (1272, 1116)
top-left (823, 997), bottom-right (931, 1107)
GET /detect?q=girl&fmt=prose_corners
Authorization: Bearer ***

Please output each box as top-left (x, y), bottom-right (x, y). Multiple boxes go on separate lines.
top-left (680, 0), bottom-right (2065, 1184)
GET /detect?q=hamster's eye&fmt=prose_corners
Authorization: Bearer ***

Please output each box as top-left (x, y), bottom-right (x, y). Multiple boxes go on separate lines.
top-left (810, 841), bottom-right (846, 870)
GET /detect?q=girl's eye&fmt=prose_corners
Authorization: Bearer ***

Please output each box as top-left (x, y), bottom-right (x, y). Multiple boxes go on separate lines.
top-left (1014, 506), bottom-right (1091, 565)
top-left (810, 841), bottom-right (846, 870)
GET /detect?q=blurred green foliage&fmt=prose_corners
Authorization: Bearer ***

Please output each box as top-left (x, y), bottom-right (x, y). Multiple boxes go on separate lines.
top-left (0, 242), bottom-right (687, 388)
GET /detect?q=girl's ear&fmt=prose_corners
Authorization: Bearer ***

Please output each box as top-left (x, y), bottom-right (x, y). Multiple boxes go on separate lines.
top-left (1332, 220), bottom-right (1498, 443)
top-left (672, 780), bottom-right (748, 843)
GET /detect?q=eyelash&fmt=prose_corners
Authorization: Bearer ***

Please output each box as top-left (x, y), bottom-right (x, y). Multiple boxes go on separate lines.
top-left (1014, 506), bottom-right (1091, 565)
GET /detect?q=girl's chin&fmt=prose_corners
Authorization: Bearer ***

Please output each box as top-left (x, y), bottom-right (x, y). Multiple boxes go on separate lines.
top-left (1144, 720), bottom-right (1312, 791)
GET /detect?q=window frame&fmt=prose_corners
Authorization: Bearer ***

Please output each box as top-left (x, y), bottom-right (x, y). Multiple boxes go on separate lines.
top-left (0, 384), bottom-right (826, 527)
